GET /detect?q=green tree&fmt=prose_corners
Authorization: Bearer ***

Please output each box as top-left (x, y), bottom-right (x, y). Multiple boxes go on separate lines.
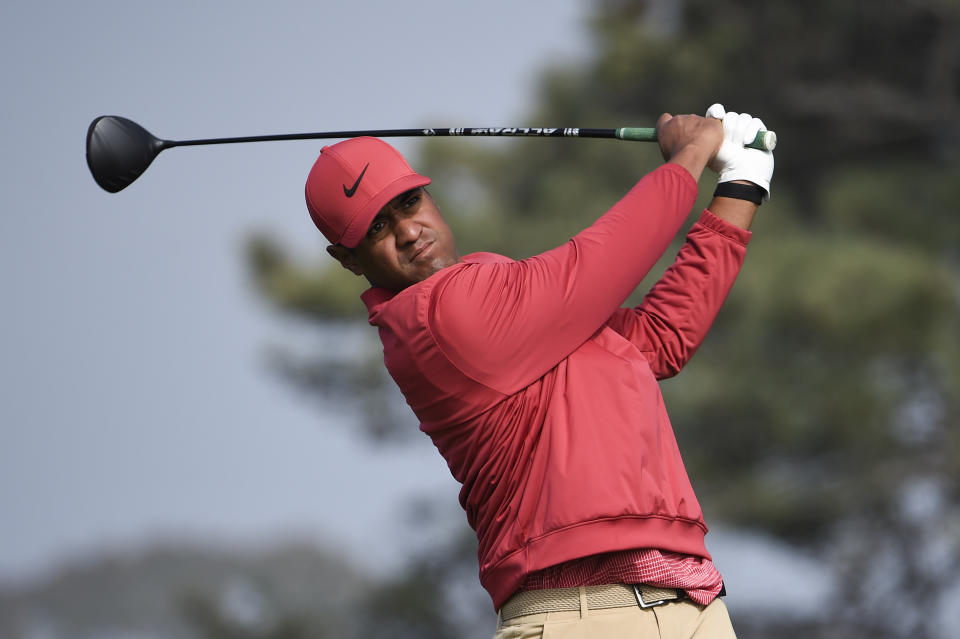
top-left (247, 1), bottom-right (960, 637)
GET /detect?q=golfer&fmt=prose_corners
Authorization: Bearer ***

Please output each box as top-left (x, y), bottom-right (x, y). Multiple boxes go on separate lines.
top-left (305, 104), bottom-right (774, 639)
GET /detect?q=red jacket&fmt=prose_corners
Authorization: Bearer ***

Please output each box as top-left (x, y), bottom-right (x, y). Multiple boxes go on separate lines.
top-left (361, 164), bottom-right (751, 609)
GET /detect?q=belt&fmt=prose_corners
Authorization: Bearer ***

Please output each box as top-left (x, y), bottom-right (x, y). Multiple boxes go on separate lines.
top-left (500, 584), bottom-right (684, 622)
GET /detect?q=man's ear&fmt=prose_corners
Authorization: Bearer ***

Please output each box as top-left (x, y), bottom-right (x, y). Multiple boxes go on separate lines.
top-left (326, 244), bottom-right (364, 276)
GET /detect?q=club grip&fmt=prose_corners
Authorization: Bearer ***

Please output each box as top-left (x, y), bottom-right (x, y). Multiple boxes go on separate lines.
top-left (616, 127), bottom-right (777, 151)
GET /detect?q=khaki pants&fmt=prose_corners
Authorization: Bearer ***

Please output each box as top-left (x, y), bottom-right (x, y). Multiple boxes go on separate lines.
top-left (493, 594), bottom-right (736, 639)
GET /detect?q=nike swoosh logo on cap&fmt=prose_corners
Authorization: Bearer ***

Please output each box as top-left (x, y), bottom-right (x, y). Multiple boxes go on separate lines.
top-left (343, 164), bottom-right (370, 198)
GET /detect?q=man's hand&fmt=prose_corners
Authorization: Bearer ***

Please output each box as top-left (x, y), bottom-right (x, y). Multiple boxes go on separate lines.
top-left (656, 113), bottom-right (724, 182)
top-left (705, 104), bottom-right (775, 199)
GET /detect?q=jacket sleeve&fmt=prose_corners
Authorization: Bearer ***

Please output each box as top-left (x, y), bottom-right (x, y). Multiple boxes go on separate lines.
top-left (605, 210), bottom-right (751, 379)
top-left (428, 164), bottom-right (698, 395)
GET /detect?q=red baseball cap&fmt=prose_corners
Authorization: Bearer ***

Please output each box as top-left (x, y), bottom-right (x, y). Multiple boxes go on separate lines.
top-left (305, 137), bottom-right (431, 248)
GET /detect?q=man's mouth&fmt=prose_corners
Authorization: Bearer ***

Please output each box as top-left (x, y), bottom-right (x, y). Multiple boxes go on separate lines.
top-left (410, 241), bottom-right (433, 262)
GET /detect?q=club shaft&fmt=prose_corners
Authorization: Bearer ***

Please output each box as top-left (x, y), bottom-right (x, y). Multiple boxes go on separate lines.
top-left (165, 126), bottom-right (774, 151)
top-left (166, 127), bottom-right (619, 148)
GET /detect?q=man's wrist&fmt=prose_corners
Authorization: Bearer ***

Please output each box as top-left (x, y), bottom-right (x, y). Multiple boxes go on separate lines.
top-left (668, 143), bottom-right (716, 183)
top-left (713, 181), bottom-right (765, 205)
top-left (709, 180), bottom-right (760, 230)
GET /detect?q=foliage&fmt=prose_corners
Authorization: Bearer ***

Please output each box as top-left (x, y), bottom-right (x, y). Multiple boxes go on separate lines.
top-left (0, 542), bottom-right (366, 639)
top-left (246, 1), bottom-right (960, 637)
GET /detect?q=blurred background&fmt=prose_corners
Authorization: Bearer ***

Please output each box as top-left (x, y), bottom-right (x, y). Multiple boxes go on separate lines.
top-left (2, 1), bottom-right (958, 638)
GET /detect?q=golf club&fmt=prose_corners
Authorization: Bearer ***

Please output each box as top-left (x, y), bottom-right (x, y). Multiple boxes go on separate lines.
top-left (85, 115), bottom-right (777, 193)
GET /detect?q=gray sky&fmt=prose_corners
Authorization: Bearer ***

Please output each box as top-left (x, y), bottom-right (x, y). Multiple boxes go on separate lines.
top-left (0, 0), bottom-right (588, 583)
top-left (0, 0), bottom-right (832, 614)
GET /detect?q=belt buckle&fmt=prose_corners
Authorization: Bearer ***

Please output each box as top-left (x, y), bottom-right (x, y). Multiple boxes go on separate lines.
top-left (633, 584), bottom-right (669, 609)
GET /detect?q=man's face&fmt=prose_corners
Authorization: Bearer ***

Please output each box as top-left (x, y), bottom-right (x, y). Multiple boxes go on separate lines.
top-left (327, 188), bottom-right (460, 292)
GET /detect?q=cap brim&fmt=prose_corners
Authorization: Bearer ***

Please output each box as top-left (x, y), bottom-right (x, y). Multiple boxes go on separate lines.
top-left (339, 173), bottom-right (432, 248)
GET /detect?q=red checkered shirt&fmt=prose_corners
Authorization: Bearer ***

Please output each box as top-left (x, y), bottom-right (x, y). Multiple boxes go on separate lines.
top-left (519, 549), bottom-right (724, 606)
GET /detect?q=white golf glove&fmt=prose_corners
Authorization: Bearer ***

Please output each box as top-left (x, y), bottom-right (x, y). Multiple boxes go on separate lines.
top-left (706, 103), bottom-right (774, 199)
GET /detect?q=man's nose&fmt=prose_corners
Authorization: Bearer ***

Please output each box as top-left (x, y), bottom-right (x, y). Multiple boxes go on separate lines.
top-left (394, 216), bottom-right (422, 244)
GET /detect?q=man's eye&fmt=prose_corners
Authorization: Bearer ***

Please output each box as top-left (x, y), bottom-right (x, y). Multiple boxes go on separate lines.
top-left (368, 221), bottom-right (386, 236)
top-left (403, 194), bottom-right (421, 208)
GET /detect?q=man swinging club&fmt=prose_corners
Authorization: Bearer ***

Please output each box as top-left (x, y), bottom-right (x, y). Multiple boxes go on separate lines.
top-left (305, 103), bottom-right (775, 638)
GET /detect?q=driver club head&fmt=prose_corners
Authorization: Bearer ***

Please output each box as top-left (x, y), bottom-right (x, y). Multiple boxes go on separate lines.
top-left (86, 116), bottom-right (167, 193)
